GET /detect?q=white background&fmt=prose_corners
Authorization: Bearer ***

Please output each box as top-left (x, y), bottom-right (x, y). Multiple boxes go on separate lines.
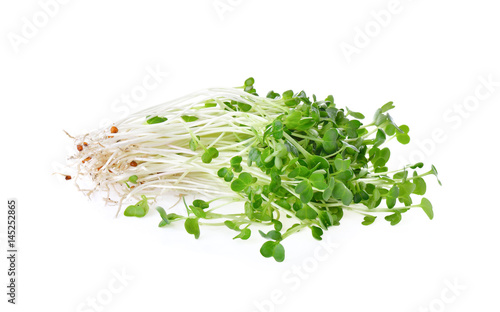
top-left (1, 1), bottom-right (499, 311)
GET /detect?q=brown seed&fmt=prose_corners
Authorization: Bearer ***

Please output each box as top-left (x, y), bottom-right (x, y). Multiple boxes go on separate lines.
top-left (110, 126), bottom-right (118, 134)
top-left (130, 161), bottom-right (138, 167)
top-left (83, 142), bottom-right (88, 146)
top-left (82, 156), bottom-right (91, 163)
top-left (77, 145), bottom-right (83, 152)
top-left (107, 136), bottom-right (114, 138)
top-left (97, 166), bottom-right (103, 171)
top-left (65, 175), bottom-right (72, 180)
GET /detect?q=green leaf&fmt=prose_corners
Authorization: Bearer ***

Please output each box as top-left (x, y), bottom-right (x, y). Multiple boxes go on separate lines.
top-left (295, 180), bottom-right (313, 203)
top-left (413, 177), bottom-right (427, 195)
top-left (237, 102), bottom-right (252, 112)
top-left (124, 196), bottom-right (149, 217)
top-left (385, 211), bottom-right (402, 225)
top-left (420, 197), bottom-right (434, 220)
top-left (190, 206), bottom-right (206, 218)
top-left (398, 181), bottom-right (416, 197)
top-left (374, 129), bottom-right (386, 147)
top-left (323, 129), bottom-right (338, 154)
top-left (396, 125), bottom-right (410, 144)
top-left (156, 206), bottom-right (170, 225)
top-left (230, 179), bottom-right (246, 192)
top-left (181, 115), bottom-right (199, 122)
top-left (410, 162), bottom-right (424, 169)
top-left (385, 124), bottom-right (396, 136)
top-left (429, 165), bottom-right (442, 186)
top-left (233, 228), bottom-right (251, 240)
top-left (267, 91), bottom-right (280, 99)
top-left (244, 201), bottom-right (254, 219)
top-left (272, 120), bottom-right (283, 139)
top-left (296, 206), bottom-right (318, 220)
top-left (332, 182), bottom-right (353, 205)
top-left (318, 211), bottom-right (335, 228)
top-left (322, 178), bottom-right (335, 201)
top-left (346, 107), bottom-right (365, 119)
top-left (128, 175), bottom-right (138, 184)
top-left (260, 241), bottom-right (275, 258)
top-left (158, 212), bottom-right (184, 227)
top-left (192, 199), bottom-right (209, 209)
top-left (334, 157), bottom-right (351, 172)
top-left (362, 215), bottom-right (377, 225)
top-left (386, 185), bottom-right (399, 208)
top-left (309, 173), bottom-right (328, 190)
top-left (284, 111), bottom-right (302, 129)
top-left (201, 147), bottom-right (219, 163)
top-left (189, 138), bottom-right (198, 151)
top-left (184, 218), bottom-right (200, 239)
top-left (146, 116), bottom-right (168, 124)
top-left (224, 220), bottom-right (239, 230)
top-left (230, 172), bottom-right (255, 192)
top-left (381, 101), bottom-right (395, 113)
top-left (217, 167), bottom-right (229, 179)
top-left (244, 77), bottom-right (255, 87)
top-left (272, 220), bottom-right (283, 231)
top-left (311, 226), bottom-right (323, 240)
top-left (259, 230), bottom-right (282, 241)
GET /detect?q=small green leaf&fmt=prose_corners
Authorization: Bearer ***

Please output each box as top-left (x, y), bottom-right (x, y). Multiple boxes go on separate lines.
top-left (346, 107), bottom-right (365, 119)
top-left (386, 185), bottom-right (399, 208)
top-left (429, 165), bottom-right (442, 186)
top-left (224, 220), bottom-right (239, 230)
top-left (181, 115), bottom-right (199, 122)
top-left (385, 124), bottom-right (396, 136)
top-left (333, 182), bottom-right (353, 205)
top-left (193, 199), bottom-right (209, 209)
top-left (362, 215), bottom-right (377, 225)
top-left (184, 218), bottom-right (200, 239)
top-left (295, 181), bottom-right (313, 203)
top-left (259, 230), bottom-right (282, 241)
top-left (380, 101), bottom-right (395, 113)
top-left (413, 177), bottom-right (427, 195)
top-left (272, 220), bottom-right (283, 231)
top-left (156, 207), bottom-right (170, 225)
top-left (323, 129), bottom-right (338, 154)
top-left (334, 157), bottom-right (351, 172)
top-left (258, 240), bottom-right (286, 262)
top-left (309, 173), bottom-right (328, 190)
top-left (146, 116), bottom-right (168, 124)
top-left (237, 102), bottom-right (252, 112)
top-left (190, 206), bottom-right (206, 218)
top-left (230, 172), bottom-right (255, 192)
top-left (244, 77), bottom-right (255, 87)
top-left (296, 206), bottom-right (318, 220)
top-left (189, 138), bottom-right (198, 151)
top-left (409, 162), bottom-right (424, 169)
top-left (420, 197), bottom-right (434, 220)
top-left (374, 129), bottom-right (386, 147)
top-left (260, 241), bottom-right (276, 258)
top-left (311, 226), bottom-right (323, 240)
top-left (385, 211), bottom-right (402, 225)
top-left (128, 175), bottom-right (138, 184)
top-left (201, 147), bottom-right (219, 163)
top-left (396, 125), bottom-right (410, 144)
top-left (233, 228), bottom-right (251, 240)
top-left (124, 196), bottom-right (149, 217)
top-left (272, 120), bottom-right (283, 139)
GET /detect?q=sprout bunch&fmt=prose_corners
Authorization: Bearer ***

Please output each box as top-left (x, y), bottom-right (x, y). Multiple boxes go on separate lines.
top-left (65, 78), bottom-right (440, 262)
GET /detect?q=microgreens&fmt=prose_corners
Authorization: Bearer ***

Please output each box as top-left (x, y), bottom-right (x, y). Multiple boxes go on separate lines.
top-left (66, 78), bottom-right (440, 262)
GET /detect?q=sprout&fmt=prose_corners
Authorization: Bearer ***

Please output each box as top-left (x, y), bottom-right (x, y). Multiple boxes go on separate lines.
top-left (63, 78), bottom-right (439, 262)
